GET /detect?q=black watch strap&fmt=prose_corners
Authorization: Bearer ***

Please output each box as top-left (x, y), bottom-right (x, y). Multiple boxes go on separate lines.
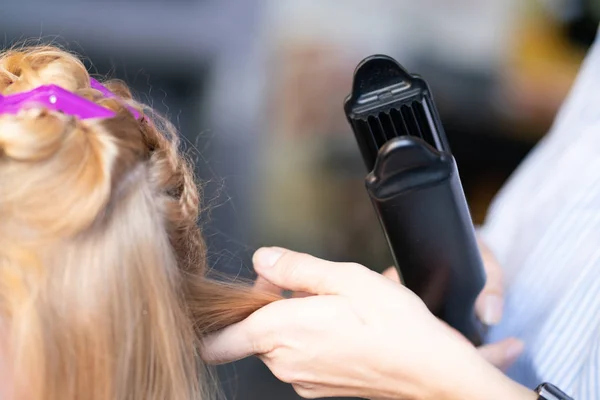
top-left (536, 383), bottom-right (574, 400)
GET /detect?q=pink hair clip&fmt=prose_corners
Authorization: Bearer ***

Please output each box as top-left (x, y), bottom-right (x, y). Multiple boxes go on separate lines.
top-left (0, 84), bottom-right (117, 119)
top-left (90, 78), bottom-right (142, 120)
top-left (0, 79), bottom-right (142, 121)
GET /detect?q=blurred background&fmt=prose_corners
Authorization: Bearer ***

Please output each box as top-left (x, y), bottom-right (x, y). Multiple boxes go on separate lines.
top-left (1, 0), bottom-right (598, 399)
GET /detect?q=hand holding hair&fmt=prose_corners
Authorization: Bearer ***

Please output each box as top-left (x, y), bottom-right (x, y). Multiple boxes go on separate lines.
top-left (254, 235), bottom-right (520, 370)
top-left (380, 234), bottom-right (518, 370)
top-left (383, 235), bottom-right (505, 325)
top-left (202, 248), bottom-right (536, 400)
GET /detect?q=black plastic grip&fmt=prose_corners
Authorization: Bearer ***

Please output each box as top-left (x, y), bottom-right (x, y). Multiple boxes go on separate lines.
top-left (366, 136), bottom-right (486, 344)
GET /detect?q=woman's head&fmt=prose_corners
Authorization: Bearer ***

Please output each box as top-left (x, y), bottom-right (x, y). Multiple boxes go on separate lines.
top-left (0, 45), bottom-right (277, 399)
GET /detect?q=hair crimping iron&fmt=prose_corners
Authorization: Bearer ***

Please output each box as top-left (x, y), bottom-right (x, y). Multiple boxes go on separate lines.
top-left (344, 55), bottom-right (486, 344)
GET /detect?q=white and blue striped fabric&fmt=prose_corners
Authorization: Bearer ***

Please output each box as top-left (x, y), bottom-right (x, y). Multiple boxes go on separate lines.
top-left (480, 27), bottom-right (600, 399)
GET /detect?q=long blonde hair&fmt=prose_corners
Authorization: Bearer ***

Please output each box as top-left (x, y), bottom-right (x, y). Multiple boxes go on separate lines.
top-left (0, 45), bottom-right (278, 400)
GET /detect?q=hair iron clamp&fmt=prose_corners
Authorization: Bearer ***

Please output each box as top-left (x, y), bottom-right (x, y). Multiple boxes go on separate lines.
top-left (0, 78), bottom-right (141, 120)
top-left (344, 55), bottom-right (486, 345)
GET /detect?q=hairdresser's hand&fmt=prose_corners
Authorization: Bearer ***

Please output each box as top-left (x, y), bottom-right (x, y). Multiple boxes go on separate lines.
top-left (257, 236), bottom-right (504, 324)
top-left (379, 235), bottom-right (516, 369)
top-left (203, 248), bottom-right (530, 400)
top-left (383, 235), bottom-right (504, 326)
top-left (256, 236), bottom-right (517, 370)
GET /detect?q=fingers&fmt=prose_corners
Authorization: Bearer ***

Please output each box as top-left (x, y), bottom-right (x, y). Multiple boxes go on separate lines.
top-left (254, 276), bottom-right (283, 296)
top-left (201, 301), bottom-right (288, 364)
top-left (382, 266), bottom-right (400, 283)
top-left (201, 322), bottom-right (254, 364)
top-left (254, 276), bottom-right (313, 298)
top-left (383, 236), bottom-right (505, 326)
top-left (475, 237), bottom-right (505, 326)
top-left (477, 338), bottom-right (524, 371)
top-left (252, 247), bottom-right (375, 295)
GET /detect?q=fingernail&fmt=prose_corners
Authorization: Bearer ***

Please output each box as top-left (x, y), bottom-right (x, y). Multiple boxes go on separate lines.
top-left (483, 295), bottom-right (503, 326)
top-left (255, 247), bottom-right (284, 268)
top-left (505, 340), bottom-right (524, 363)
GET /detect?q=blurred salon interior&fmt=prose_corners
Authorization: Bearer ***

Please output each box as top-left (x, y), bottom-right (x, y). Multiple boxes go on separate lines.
top-left (2, 0), bottom-right (598, 398)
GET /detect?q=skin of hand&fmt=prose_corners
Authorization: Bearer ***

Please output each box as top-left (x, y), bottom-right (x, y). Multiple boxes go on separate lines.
top-left (255, 236), bottom-right (522, 371)
top-left (202, 248), bottom-right (534, 400)
top-left (383, 236), bottom-right (505, 325)
top-left (379, 235), bottom-right (521, 370)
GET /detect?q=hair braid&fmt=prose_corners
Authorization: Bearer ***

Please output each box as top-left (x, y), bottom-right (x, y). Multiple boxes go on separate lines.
top-left (0, 44), bottom-right (280, 400)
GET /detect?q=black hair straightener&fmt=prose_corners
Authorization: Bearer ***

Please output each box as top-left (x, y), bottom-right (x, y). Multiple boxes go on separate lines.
top-left (344, 55), bottom-right (486, 345)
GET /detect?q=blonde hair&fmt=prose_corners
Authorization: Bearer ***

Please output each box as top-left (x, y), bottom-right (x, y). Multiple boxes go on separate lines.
top-left (0, 45), bottom-right (279, 400)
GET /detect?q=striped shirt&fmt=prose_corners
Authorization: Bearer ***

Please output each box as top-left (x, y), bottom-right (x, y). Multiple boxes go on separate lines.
top-left (480, 27), bottom-right (600, 399)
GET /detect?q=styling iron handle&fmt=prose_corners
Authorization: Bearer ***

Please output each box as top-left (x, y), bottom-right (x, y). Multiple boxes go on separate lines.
top-left (366, 136), bottom-right (486, 345)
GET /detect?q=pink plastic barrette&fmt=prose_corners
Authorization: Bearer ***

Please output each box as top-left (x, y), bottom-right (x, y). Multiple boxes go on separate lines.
top-left (0, 79), bottom-right (142, 120)
top-left (90, 78), bottom-right (142, 120)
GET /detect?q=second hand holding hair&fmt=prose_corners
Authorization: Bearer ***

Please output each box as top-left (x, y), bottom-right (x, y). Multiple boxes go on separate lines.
top-left (202, 247), bottom-right (532, 400)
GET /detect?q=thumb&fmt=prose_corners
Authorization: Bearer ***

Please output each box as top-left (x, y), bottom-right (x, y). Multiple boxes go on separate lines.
top-left (477, 338), bottom-right (524, 371)
top-left (252, 247), bottom-right (375, 295)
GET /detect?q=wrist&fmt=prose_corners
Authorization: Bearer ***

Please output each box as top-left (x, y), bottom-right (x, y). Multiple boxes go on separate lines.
top-left (367, 320), bottom-right (535, 400)
top-left (431, 343), bottom-right (536, 400)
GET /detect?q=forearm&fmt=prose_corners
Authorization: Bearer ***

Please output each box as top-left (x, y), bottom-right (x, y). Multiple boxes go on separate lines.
top-left (436, 357), bottom-right (537, 400)
top-left (374, 339), bottom-right (537, 400)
